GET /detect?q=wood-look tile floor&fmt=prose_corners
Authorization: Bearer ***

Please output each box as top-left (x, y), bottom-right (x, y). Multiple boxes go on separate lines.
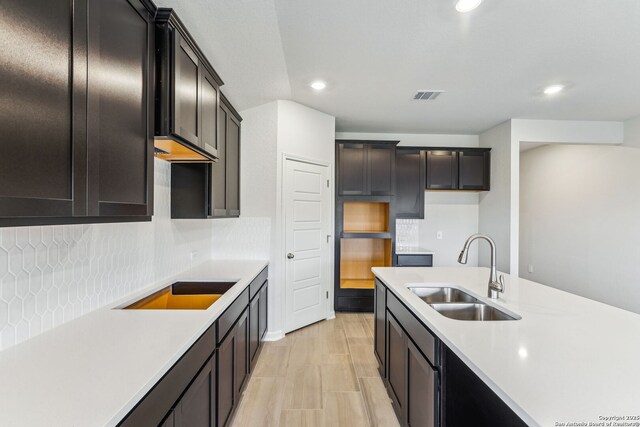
top-left (230, 313), bottom-right (400, 427)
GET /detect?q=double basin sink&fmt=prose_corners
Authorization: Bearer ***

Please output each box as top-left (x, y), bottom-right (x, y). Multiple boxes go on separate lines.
top-left (409, 286), bottom-right (520, 321)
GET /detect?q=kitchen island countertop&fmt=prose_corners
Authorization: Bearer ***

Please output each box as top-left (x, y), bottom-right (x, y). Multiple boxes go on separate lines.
top-left (372, 266), bottom-right (640, 427)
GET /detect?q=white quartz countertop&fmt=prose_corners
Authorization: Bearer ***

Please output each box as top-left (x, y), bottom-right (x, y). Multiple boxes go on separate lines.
top-left (372, 267), bottom-right (640, 427)
top-left (0, 259), bottom-right (268, 427)
top-left (394, 246), bottom-right (435, 255)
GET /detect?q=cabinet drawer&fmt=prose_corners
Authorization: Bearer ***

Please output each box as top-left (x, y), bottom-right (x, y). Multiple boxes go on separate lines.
top-left (249, 267), bottom-right (268, 300)
top-left (387, 291), bottom-right (436, 365)
top-left (217, 288), bottom-right (249, 344)
top-left (396, 254), bottom-right (433, 267)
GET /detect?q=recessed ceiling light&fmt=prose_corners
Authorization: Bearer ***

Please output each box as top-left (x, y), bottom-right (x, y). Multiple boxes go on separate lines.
top-left (543, 84), bottom-right (565, 95)
top-left (456, 0), bottom-right (482, 13)
top-left (310, 80), bottom-right (327, 91)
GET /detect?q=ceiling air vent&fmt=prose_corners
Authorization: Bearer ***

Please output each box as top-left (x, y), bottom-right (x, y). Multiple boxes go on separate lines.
top-left (413, 90), bottom-right (444, 101)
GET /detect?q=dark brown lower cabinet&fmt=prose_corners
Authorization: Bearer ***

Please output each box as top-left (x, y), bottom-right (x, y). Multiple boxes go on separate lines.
top-left (407, 341), bottom-right (437, 427)
top-left (374, 281), bottom-right (386, 375)
top-left (217, 327), bottom-right (235, 427)
top-left (173, 355), bottom-right (216, 427)
top-left (258, 284), bottom-right (268, 341)
top-left (249, 295), bottom-right (260, 366)
top-left (235, 309), bottom-right (249, 395)
top-left (387, 312), bottom-right (406, 420)
top-left (443, 347), bottom-right (527, 427)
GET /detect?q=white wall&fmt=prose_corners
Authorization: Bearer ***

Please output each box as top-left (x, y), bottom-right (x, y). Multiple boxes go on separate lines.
top-left (0, 159), bottom-right (216, 352)
top-left (478, 120), bottom-right (513, 273)
top-left (214, 100), bottom-right (335, 339)
top-left (397, 193), bottom-right (479, 267)
top-left (477, 119), bottom-right (625, 276)
top-left (335, 132), bottom-right (479, 148)
top-left (624, 115), bottom-right (640, 148)
top-left (520, 144), bottom-right (640, 314)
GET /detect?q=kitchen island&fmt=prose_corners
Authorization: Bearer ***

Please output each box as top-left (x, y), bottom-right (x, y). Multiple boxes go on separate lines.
top-left (372, 266), bottom-right (640, 427)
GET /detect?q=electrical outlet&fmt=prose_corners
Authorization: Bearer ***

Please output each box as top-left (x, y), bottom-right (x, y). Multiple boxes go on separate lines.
top-left (528, 264), bottom-right (534, 273)
top-left (436, 231), bottom-right (443, 240)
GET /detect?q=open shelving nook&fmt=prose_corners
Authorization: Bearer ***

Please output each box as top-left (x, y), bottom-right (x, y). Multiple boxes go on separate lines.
top-left (343, 202), bottom-right (390, 234)
top-left (340, 238), bottom-right (392, 289)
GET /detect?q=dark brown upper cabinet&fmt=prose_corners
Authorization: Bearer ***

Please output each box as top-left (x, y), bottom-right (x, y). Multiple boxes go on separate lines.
top-left (337, 141), bottom-right (397, 196)
top-left (426, 148), bottom-right (491, 191)
top-left (395, 149), bottom-right (426, 219)
top-left (458, 149), bottom-right (491, 190)
top-left (426, 150), bottom-right (458, 190)
top-left (171, 94), bottom-right (241, 219)
top-left (154, 9), bottom-right (222, 162)
top-left (216, 94), bottom-right (241, 218)
top-left (0, 0), bottom-right (154, 227)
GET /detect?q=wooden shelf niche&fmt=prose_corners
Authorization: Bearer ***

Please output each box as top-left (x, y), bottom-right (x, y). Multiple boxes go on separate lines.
top-left (343, 202), bottom-right (389, 233)
top-left (340, 238), bottom-right (392, 289)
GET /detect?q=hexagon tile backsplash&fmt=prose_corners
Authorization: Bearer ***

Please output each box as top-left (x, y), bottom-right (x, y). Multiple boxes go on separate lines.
top-left (0, 159), bottom-right (216, 352)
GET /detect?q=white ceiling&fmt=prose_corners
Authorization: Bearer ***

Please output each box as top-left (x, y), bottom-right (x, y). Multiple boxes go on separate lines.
top-left (157, 0), bottom-right (640, 134)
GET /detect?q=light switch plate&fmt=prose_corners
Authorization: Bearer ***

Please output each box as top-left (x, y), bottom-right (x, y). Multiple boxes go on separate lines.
top-left (436, 231), bottom-right (443, 240)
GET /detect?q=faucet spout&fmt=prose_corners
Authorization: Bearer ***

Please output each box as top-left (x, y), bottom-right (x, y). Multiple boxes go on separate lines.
top-left (457, 234), bottom-right (504, 299)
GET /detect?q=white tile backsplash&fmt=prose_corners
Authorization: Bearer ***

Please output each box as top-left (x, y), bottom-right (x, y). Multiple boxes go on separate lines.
top-left (211, 217), bottom-right (271, 260)
top-left (0, 159), bottom-right (215, 351)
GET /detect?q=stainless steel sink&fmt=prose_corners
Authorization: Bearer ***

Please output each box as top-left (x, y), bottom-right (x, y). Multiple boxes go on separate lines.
top-left (429, 303), bottom-right (518, 321)
top-left (409, 287), bottom-right (478, 304)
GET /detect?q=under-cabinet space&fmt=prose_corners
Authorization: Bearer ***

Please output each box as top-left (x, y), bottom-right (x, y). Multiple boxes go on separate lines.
top-left (340, 238), bottom-right (392, 289)
top-left (343, 202), bottom-right (390, 233)
top-left (169, 94), bottom-right (241, 219)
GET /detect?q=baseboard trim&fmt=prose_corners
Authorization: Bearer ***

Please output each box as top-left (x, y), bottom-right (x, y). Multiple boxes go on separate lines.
top-left (326, 311), bottom-right (336, 320)
top-left (263, 330), bottom-right (285, 342)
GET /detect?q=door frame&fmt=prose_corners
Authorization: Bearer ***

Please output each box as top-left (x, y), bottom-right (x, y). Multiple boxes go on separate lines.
top-left (281, 153), bottom-right (334, 333)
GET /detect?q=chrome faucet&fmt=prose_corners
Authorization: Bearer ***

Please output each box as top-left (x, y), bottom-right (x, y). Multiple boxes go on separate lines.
top-left (458, 234), bottom-right (505, 299)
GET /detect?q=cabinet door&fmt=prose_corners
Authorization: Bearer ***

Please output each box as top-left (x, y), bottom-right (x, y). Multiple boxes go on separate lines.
top-left (86, 0), bottom-right (153, 217)
top-left (235, 309), bottom-right (249, 395)
top-left (386, 312), bottom-right (406, 420)
top-left (407, 341), bottom-right (437, 427)
top-left (458, 150), bottom-right (490, 191)
top-left (338, 143), bottom-right (368, 195)
top-left (374, 280), bottom-right (386, 376)
top-left (173, 32), bottom-right (200, 145)
top-left (226, 115), bottom-right (241, 217)
top-left (368, 144), bottom-right (396, 195)
top-left (211, 103), bottom-right (228, 217)
top-left (395, 150), bottom-right (425, 218)
top-left (0, 0), bottom-right (86, 221)
top-left (426, 150), bottom-right (458, 190)
top-left (443, 347), bottom-right (527, 427)
top-left (199, 68), bottom-right (219, 155)
top-left (160, 410), bottom-right (175, 427)
top-left (249, 295), bottom-right (260, 367)
top-left (218, 330), bottom-right (235, 427)
top-left (259, 283), bottom-right (268, 341)
top-left (174, 357), bottom-right (215, 427)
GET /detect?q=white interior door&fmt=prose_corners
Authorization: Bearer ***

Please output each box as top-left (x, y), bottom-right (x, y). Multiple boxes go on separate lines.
top-left (284, 158), bottom-right (330, 333)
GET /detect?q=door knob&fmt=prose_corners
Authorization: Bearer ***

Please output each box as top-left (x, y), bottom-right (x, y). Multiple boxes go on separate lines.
top-left (287, 253), bottom-right (295, 259)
